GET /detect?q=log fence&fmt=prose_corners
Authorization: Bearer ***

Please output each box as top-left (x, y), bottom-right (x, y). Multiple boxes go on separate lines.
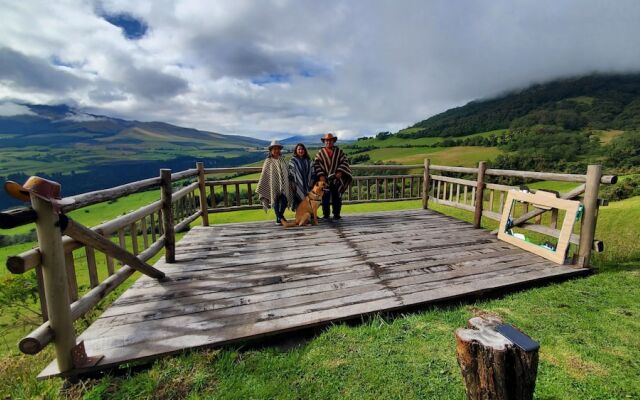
top-left (0, 160), bottom-right (616, 376)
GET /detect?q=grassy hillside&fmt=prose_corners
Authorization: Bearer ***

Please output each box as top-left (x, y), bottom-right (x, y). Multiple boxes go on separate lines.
top-left (354, 129), bottom-right (506, 147)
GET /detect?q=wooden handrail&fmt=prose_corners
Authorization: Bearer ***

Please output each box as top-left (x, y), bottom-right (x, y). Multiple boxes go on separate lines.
top-left (430, 165), bottom-right (478, 174)
top-left (62, 177), bottom-right (160, 213)
top-left (172, 182), bottom-right (199, 202)
top-left (59, 170), bottom-right (196, 213)
top-left (485, 168), bottom-right (617, 184)
top-left (430, 175), bottom-right (477, 187)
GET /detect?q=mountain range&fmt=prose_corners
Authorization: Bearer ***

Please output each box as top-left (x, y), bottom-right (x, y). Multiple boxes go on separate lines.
top-left (0, 104), bottom-right (268, 149)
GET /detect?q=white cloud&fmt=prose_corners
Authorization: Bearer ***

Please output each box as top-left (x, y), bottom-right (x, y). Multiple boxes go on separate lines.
top-left (0, 101), bottom-right (36, 117)
top-left (1, 0), bottom-right (640, 139)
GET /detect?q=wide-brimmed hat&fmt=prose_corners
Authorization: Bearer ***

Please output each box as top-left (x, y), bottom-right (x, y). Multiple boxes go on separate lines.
top-left (4, 176), bottom-right (75, 209)
top-left (321, 133), bottom-right (338, 142)
top-left (268, 140), bottom-right (283, 150)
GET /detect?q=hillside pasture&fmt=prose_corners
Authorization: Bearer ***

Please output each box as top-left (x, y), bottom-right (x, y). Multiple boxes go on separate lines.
top-left (363, 146), bottom-right (501, 166)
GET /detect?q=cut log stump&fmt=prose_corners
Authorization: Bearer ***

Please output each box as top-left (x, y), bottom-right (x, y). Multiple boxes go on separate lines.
top-left (455, 316), bottom-right (539, 400)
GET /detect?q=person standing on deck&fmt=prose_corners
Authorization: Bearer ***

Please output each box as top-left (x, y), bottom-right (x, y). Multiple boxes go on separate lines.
top-left (313, 133), bottom-right (352, 220)
top-left (288, 143), bottom-right (316, 211)
top-left (256, 140), bottom-right (293, 225)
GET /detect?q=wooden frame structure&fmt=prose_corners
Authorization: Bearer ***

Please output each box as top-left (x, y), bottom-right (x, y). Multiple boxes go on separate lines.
top-left (497, 190), bottom-right (581, 264)
top-left (0, 161), bottom-right (616, 379)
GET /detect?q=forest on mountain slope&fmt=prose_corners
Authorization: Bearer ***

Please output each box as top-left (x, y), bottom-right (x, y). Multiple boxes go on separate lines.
top-left (404, 74), bottom-right (640, 138)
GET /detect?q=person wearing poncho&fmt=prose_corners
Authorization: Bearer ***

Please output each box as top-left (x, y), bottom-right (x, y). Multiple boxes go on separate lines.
top-left (313, 133), bottom-right (352, 220)
top-left (288, 143), bottom-right (316, 211)
top-left (256, 140), bottom-right (293, 225)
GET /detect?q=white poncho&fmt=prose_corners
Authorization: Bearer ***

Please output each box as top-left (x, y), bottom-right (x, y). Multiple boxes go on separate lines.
top-left (256, 157), bottom-right (293, 211)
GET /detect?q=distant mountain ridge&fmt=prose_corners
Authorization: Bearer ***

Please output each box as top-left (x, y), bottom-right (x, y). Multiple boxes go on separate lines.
top-left (280, 134), bottom-right (355, 146)
top-left (400, 73), bottom-right (640, 138)
top-left (0, 103), bottom-right (268, 148)
top-left (0, 103), bottom-right (271, 209)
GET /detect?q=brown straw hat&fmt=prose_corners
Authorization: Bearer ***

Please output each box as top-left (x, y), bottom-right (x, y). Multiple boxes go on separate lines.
top-left (4, 176), bottom-right (75, 209)
top-left (321, 133), bottom-right (337, 142)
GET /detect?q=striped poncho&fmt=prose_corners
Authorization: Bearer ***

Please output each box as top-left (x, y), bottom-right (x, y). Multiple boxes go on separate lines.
top-left (256, 157), bottom-right (293, 211)
top-left (313, 146), bottom-right (352, 193)
top-left (288, 156), bottom-right (315, 209)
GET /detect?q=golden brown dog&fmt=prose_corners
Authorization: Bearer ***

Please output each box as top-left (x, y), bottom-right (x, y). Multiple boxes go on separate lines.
top-left (281, 180), bottom-right (326, 227)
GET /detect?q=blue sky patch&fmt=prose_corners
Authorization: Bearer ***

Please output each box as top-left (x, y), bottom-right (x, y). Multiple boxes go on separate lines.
top-left (102, 13), bottom-right (148, 40)
top-left (252, 73), bottom-right (291, 85)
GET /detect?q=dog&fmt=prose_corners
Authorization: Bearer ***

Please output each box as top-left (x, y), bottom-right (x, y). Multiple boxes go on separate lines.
top-left (281, 180), bottom-right (326, 227)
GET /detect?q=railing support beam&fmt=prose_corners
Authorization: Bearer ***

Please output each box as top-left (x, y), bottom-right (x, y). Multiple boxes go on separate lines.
top-left (422, 158), bottom-right (431, 209)
top-left (160, 169), bottom-right (176, 263)
top-left (577, 165), bottom-right (602, 267)
top-left (197, 162), bottom-right (210, 226)
top-left (31, 195), bottom-right (75, 373)
top-left (473, 161), bottom-right (487, 228)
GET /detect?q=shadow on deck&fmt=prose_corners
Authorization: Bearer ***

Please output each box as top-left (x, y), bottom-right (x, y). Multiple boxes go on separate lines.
top-left (40, 209), bottom-right (588, 378)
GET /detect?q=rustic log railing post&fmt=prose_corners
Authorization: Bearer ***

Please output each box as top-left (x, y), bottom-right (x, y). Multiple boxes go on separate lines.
top-left (422, 158), bottom-right (431, 209)
top-left (196, 162), bottom-right (209, 226)
top-left (160, 169), bottom-right (175, 263)
top-left (577, 164), bottom-right (602, 267)
top-left (473, 161), bottom-right (487, 228)
top-left (30, 195), bottom-right (76, 373)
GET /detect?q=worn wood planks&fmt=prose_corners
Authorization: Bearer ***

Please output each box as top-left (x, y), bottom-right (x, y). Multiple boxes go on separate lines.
top-left (39, 209), bottom-right (588, 379)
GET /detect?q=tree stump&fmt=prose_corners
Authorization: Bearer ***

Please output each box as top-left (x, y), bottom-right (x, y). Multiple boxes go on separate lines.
top-left (455, 317), bottom-right (539, 400)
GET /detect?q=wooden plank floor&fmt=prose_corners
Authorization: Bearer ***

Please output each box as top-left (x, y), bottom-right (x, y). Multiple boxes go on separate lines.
top-left (40, 209), bottom-right (588, 378)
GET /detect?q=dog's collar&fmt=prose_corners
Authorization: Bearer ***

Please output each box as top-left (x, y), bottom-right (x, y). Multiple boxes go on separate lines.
top-left (308, 191), bottom-right (323, 201)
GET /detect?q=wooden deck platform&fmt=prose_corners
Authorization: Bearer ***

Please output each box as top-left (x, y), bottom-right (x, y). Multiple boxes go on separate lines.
top-left (40, 209), bottom-right (588, 378)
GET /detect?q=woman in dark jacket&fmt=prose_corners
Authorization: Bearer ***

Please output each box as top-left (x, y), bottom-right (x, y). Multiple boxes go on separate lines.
top-left (288, 143), bottom-right (315, 211)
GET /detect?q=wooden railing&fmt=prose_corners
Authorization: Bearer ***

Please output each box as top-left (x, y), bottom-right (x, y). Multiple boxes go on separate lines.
top-left (424, 162), bottom-right (616, 265)
top-left (0, 160), bottom-right (616, 376)
top-left (201, 165), bottom-right (423, 213)
top-left (1, 167), bottom-right (201, 371)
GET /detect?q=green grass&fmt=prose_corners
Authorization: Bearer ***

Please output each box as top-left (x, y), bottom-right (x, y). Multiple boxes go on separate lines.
top-left (527, 180), bottom-right (583, 193)
top-left (1, 195), bottom-right (639, 399)
top-left (593, 129), bottom-right (624, 144)
top-left (358, 146), bottom-right (501, 167)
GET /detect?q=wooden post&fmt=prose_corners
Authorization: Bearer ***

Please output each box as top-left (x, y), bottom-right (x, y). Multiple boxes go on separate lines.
top-left (456, 317), bottom-right (539, 400)
top-left (35, 266), bottom-right (48, 322)
top-left (85, 246), bottom-right (99, 288)
top-left (30, 195), bottom-right (76, 373)
top-left (196, 162), bottom-right (209, 226)
top-left (473, 161), bottom-right (487, 228)
top-left (160, 169), bottom-right (176, 263)
top-left (577, 164), bottom-right (602, 267)
top-left (422, 158), bottom-right (431, 209)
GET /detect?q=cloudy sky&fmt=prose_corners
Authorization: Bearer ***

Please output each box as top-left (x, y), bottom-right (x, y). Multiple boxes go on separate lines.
top-left (1, 0), bottom-right (640, 139)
